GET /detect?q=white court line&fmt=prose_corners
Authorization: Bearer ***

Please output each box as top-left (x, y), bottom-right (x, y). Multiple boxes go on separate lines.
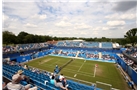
top-left (32, 62), bottom-right (95, 78)
top-left (77, 60), bottom-right (86, 72)
top-left (74, 74), bottom-right (77, 77)
top-left (31, 58), bottom-right (95, 78)
top-left (93, 66), bottom-right (97, 77)
top-left (73, 60), bottom-right (86, 77)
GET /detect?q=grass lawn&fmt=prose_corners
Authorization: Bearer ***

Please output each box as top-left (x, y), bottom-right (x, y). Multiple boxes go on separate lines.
top-left (26, 55), bottom-right (130, 90)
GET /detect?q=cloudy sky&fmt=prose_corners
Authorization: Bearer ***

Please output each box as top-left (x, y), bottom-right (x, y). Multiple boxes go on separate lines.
top-left (2, 0), bottom-right (137, 38)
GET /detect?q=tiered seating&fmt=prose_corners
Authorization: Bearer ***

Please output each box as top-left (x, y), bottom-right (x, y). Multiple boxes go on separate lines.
top-left (78, 51), bottom-right (99, 60)
top-left (3, 52), bottom-right (20, 58)
top-left (3, 64), bottom-right (96, 90)
top-left (3, 42), bottom-right (49, 53)
top-left (101, 42), bottom-right (112, 48)
top-left (57, 41), bottom-right (64, 46)
top-left (125, 47), bottom-right (137, 58)
top-left (64, 41), bottom-right (80, 47)
top-left (83, 42), bottom-right (99, 48)
top-left (52, 49), bottom-right (77, 57)
top-left (56, 41), bottom-right (114, 49)
top-left (67, 80), bottom-right (95, 90)
top-left (3, 64), bottom-right (60, 90)
top-left (51, 49), bottom-right (116, 63)
top-left (3, 48), bottom-right (51, 62)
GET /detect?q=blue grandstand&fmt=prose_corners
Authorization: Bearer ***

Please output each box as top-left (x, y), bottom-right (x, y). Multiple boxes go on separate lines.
top-left (3, 41), bottom-right (137, 90)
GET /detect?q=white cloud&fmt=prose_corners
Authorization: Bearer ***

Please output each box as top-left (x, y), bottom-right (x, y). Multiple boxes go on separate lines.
top-left (31, 14), bottom-right (47, 20)
top-left (105, 13), bottom-right (118, 19)
top-left (93, 26), bottom-right (110, 32)
top-left (105, 13), bottom-right (136, 20)
top-left (98, 20), bottom-right (103, 23)
top-left (93, 27), bottom-right (102, 31)
top-left (102, 27), bottom-right (109, 30)
top-left (107, 20), bottom-right (125, 26)
top-left (3, 2), bottom-right (40, 18)
top-left (24, 23), bottom-right (37, 28)
top-left (2, 1), bottom-right (136, 38)
top-left (55, 21), bottom-right (72, 27)
top-left (40, 15), bottom-right (47, 19)
top-left (2, 14), bottom-right (9, 21)
top-left (120, 14), bottom-right (136, 20)
top-left (74, 23), bottom-right (92, 30)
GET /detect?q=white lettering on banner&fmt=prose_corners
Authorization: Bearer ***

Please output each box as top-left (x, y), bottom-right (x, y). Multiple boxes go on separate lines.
top-left (23, 58), bottom-right (25, 60)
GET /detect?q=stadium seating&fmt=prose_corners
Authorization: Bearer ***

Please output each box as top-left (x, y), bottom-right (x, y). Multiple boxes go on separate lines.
top-left (56, 41), bottom-right (114, 49)
top-left (3, 64), bottom-right (97, 90)
top-left (3, 43), bottom-right (49, 53)
top-left (3, 41), bottom-right (137, 89)
top-left (101, 42), bottom-right (113, 48)
top-left (51, 49), bottom-right (116, 63)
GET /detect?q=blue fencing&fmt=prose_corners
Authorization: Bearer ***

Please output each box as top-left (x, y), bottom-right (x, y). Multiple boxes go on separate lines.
top-left (17, 55), bottom-right (32, 63)
top-left (115, 55), bottom-right (137, 85)
top-left (15, 49), bottom-right (53, 63)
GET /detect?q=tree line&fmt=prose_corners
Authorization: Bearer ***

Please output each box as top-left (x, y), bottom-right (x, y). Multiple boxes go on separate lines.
top-left (3, 28), bottom-right (137, 46)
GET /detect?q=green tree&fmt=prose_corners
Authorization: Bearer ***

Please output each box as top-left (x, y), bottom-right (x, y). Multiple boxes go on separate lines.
top-left (17, 31), bottom-right (29, 44)
top-left (24, 34), bottom-right (35, 43)
top-left (44, 35), bottom-right (52, 41)
top-left (124, 28), bottom-right (137, 46)
top-left (3, 31), bottom-right (17, 45)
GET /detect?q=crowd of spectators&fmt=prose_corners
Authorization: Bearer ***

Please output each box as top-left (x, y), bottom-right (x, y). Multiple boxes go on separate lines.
top-left (85, 52), bottom-right (99, 59)
top-left (125, 47), bottom-right (137, 58)
top-left (57, 41), bottom-right (114, 48)
top-left (52, 49), bottom-right (61, 54)
top-left (57, 41), bottom-right (83, 47)
top-left (101, 54), bottom-right (116, 60)
top-left (120, 55), bottom-right (137, 72)
top-left (52, 49), bottom-right (77, 57)
top-left (52, 49), bottom-right (117, 61)
top-left (57, 41), bottom-right (100, 48)
top-left (22, 63), bottom-right (69, 90)
top-left (45, 73), bottom-right (69, 90)
top-left (3, 42), bottom-right (49, 53)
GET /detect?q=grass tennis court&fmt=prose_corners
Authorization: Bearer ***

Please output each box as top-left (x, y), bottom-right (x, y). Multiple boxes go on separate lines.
top-left (26, 55), bottom-right (130, 90)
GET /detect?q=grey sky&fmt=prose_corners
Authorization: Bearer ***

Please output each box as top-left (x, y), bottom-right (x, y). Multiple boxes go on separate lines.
top-left (113, 1), bottom-right (137, 12)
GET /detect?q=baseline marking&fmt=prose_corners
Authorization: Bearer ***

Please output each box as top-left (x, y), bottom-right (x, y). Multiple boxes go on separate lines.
top-left (93, 65), bottom-right (97, 77)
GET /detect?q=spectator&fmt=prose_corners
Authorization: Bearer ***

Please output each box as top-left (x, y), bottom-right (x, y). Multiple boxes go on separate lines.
top-left (49, 73), bottom-right (54, 79)
top-left (2, 82), bottom-right (6, 89)
top-left (15, 70), bottom-right (30, 84)
top-left (62, 78), bottom-right (69, 88)
top-left (130, 81), bottom-right (135, 90)
top-left (24, 64), bottom-right (28, 70)
top-left (59, 74), bottom-right (64, 82)
top-left (45, 73), bottom-right (68, 90)
top-left (44, 72), bottom-right (52, 85)
top-left (4, 70), bottom-right (37, 90)
top-left (50, 75), bottom-right (56, 85)
top-left (55, 80), bottom-right (68, 90)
